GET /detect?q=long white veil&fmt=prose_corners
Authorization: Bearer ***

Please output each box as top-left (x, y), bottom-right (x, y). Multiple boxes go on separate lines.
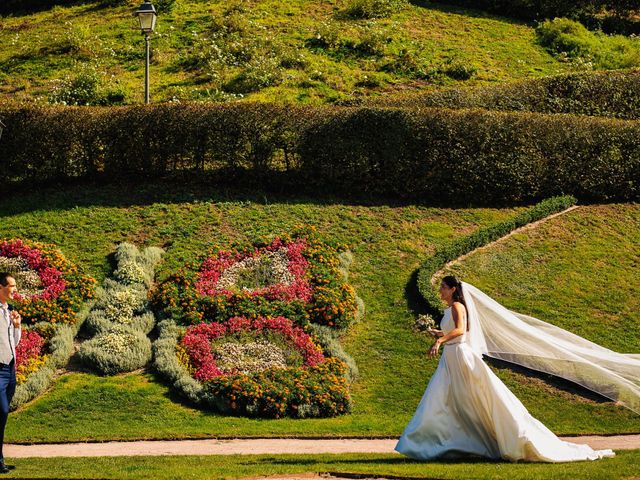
top-left (461, 281), bottom-right (640, 414)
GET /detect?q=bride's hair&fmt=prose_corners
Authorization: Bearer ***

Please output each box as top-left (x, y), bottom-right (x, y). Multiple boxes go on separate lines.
top-left (441, 275), bottom-right (469, 330)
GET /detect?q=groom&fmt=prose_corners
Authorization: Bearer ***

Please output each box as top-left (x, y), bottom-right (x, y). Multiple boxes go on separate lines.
top-left (0, 273), bottom-right (21, 473)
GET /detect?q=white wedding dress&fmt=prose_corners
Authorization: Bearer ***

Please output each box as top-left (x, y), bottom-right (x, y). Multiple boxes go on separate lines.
top-left (395, 305), bottom-right (615, 462)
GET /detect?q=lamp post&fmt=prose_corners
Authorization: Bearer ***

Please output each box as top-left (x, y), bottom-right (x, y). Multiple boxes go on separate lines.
top-left (135, 1), bottom-right (157, 104)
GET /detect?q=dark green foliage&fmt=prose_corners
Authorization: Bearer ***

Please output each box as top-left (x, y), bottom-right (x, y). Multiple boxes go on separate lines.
top-left (0, 104), bottom-right (638, 204)
top-left (431, 0), bottom-right (623, 23)
top-left (416, 195), bottom-right (577, 317)
top-left (364, 71), bottom-right (640, 119)
top-left (342, 0), bottom-right (408, 19)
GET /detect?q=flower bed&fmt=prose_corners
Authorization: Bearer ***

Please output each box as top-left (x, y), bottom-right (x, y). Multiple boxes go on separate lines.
top-left (152, 229), bottom-right (361, 418)
top-left (0, 239), bottom-right (96, 325)
top-left (155, 318), bottom-right (354, 419)
top-left (154, 229), bottom-right (361, 329)
top-left (173, 315), bottom-right (350, 418)
top-left (0, 238), bottom-right (95, 408)
top-left (179, 316), bottom-right (325, 381)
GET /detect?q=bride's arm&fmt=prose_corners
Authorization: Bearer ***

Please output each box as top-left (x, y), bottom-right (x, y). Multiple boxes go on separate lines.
top-left (429, 303), bottom-right (465, 357)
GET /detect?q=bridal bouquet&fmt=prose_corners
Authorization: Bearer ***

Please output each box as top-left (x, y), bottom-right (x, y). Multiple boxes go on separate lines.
top-left (414, 313), bottom-right (437, 333)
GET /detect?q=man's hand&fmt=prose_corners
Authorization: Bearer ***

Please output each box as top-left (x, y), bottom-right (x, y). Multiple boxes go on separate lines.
top-left (10, 310), bottom-right (21, 328)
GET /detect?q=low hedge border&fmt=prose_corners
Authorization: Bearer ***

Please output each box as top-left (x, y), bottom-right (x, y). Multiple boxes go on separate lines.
top-left (416, 195), bottom-right (577, 317)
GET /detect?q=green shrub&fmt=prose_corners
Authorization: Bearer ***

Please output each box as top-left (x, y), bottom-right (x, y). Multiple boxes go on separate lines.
top-left (442, 58), bottom-right (478, 80)
top-left (79, 243), bottom-right (163, 374)
top-left (1, 103), bottom-right (638, 204)
top-left (78, 325), bottom-right (153, 376)
top-left (154, 0), bottom-right (176, 14)
top-left (152, 319), bottom-right (207, 404)
top-left (536, 18), bottom-right (640, 70)
top-left (225, 55), bottom-right (283, 94)
top-left (48, 66), bottom-right (128, 106)
top-left (342, 0), bottom-right (408, 19)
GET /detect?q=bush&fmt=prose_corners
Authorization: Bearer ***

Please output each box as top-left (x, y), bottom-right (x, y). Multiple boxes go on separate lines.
top-left (536, 18), bottom-right (640, 70)
top-left (78, 325), bottom-right (152, 376)
top-left (48, 66), bottom-right (128, 106)
top-left (364, 70), bottom-right (640, 120)
top-left (342, 0), bottom-right (408, 19)
top-left (79, 243), bottom-right (163, 375)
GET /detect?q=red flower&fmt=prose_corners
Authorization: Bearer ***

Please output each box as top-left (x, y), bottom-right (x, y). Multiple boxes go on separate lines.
top-left (195, 238), bottom-right (313, 303)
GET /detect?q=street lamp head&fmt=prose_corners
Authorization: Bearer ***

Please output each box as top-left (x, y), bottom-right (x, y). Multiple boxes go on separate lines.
top-left (135, 1), bottom-right (157, 34)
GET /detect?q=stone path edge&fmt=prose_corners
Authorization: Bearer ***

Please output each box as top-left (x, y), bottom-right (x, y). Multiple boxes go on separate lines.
top-left (5, 435), bottom-right (640, 458)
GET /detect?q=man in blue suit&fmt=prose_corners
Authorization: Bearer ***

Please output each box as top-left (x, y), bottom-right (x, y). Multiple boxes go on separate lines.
top-left (0, 273), bottom-right (21, 474)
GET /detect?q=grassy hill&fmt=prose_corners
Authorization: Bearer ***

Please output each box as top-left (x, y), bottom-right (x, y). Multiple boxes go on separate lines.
top-left (0, 0), bottom-right (572, 105)
top-left (1, 182), bottom-right (638, 443)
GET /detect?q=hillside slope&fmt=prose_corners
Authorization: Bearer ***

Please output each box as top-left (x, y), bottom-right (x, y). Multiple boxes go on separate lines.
top-left (0, 0), bottom-right (569, 105)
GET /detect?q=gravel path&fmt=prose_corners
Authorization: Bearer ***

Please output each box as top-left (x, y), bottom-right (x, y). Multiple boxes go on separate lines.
top-left (5, 435), bottom-right (640, 458)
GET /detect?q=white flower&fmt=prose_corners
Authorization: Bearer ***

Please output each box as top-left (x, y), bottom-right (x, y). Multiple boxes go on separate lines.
top-left (214, 339), bottom-right (287, 374)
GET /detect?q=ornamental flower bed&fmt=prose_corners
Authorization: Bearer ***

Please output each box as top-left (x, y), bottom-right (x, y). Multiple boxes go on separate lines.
top-left (172, 316), bottom-right (350, 418)
top-left (0, 238), bottom-right (95, 402)
top-left (0, 239), bottom-right (96, 325)
top-left (154, 228), bottom-right (360, 329)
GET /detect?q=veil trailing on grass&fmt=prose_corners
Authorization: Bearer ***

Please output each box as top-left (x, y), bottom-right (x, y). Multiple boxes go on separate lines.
top-left (461, 281), bottom-right (640, 415)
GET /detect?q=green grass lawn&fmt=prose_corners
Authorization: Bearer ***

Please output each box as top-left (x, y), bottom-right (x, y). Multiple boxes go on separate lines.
top-left (1, 184), bottom-right (638, 443)
top-left (0, 0), bottom-right (569, 104)
top-left (5, 451), bottom-right (640, 480)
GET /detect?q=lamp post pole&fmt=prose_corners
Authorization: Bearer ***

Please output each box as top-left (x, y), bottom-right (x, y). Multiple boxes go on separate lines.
top-left (135, 1), bottom-right (157, 105)
top-left (144, 32), bottom-right (150, 104)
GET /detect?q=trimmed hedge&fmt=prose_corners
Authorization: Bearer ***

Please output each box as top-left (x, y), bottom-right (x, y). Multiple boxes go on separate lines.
top-left (1, 103), bottom-right (639, 204)
top-left (361, 71), bottom-right (640, 120)
top-left (417, 195), bottom-right (577, 318)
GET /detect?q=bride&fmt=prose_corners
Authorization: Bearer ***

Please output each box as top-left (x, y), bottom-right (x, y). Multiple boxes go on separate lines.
top-left (395, 275), bottom-right (639, 462)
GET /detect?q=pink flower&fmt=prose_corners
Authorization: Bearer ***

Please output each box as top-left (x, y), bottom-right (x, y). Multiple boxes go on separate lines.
top-left (195, 238), bottom-right (313, 303)
top-left (0, 240), bottom-right (67, 301)
top-left (15, 330), bottom-right (45, 369)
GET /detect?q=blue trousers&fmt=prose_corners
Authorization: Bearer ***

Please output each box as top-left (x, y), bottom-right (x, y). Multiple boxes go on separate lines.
top-left (0, 360), bottom-right (16, 462)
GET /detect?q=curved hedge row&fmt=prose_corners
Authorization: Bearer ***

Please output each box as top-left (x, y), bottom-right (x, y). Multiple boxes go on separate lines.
top-left (0, 104), bottom-right (638, 204)
top-left (361, 71), bottom-right (640, 120)
top-left (417, 195), bottom-right (577, 317)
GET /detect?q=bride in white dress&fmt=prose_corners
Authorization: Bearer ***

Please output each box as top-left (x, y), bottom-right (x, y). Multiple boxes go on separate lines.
top-left (394, 275), bottom-right (640, 462)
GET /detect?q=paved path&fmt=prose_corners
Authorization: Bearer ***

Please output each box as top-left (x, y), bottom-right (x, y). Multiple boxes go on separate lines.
top-left (4, 435), bottom-right (640, 458)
